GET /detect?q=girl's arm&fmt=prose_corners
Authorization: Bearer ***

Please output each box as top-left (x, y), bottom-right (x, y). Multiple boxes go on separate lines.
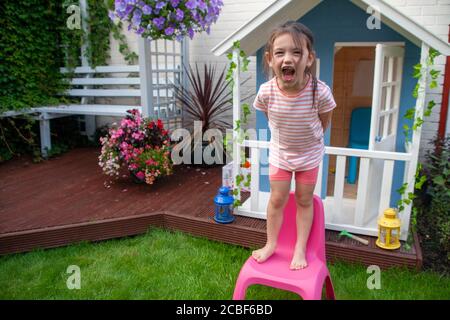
top-left (319, 110), bottom-right (333, 133)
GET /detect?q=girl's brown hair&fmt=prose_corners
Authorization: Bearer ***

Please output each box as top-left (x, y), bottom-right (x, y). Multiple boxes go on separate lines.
top-left (263, 21), bottom-right (318, 107)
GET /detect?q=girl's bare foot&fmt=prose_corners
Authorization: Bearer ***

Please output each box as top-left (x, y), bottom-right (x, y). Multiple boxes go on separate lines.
top-left (290, 248), bottom-right (308, 270)
top-left (252, 244), bottom-right (276, 263)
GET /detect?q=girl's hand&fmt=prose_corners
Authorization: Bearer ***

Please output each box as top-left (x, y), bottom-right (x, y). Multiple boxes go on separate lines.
top-left (319, 110), bottom-right (333, 133)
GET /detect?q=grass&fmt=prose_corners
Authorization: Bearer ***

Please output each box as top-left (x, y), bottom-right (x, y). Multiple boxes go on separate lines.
top-left (0, 228), bottom-right (449, 300)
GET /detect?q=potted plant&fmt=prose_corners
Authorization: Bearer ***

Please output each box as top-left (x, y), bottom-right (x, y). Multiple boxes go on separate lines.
top-left (173, 63), bottom-right (234, 166)
top-left (98, 109), bottom-right (173, 184)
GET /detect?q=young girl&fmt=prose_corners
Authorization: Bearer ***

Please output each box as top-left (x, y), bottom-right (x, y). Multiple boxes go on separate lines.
top-left (252, 21), bottom-right (336, 270)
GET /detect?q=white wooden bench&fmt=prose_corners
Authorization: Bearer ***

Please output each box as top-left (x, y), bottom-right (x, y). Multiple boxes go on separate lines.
top-left (37, 65), bottom-right (143, 156)
top-left (1, 65), bottom-right (181, 157)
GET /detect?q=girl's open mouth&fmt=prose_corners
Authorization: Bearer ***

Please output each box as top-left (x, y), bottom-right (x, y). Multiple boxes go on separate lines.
top-left (282, 66), bottom-right (295, 82)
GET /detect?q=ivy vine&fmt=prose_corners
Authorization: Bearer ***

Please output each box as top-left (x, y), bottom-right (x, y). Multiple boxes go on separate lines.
top-left (111, 21), bottom-right (139, 65)
top-left (88, 0), bottom-right (138, 67)
top-left (0, 0), bottom-right (138, 163)
top-left (226, 41), bottom-right (252, 207)
top-left (396, 47), bottom-right (441, 247)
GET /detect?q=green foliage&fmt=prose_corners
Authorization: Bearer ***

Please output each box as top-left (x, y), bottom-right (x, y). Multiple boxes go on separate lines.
top-left (403, 48), bottom-right (440, 145)
top-left (398, 48), bottom-right (440, 220)
top-left (415, 136), bottom-right (450, 275)
top-left (85, 0), bottom-right (112, 67)
top-left (111, 22), bottom-right (139, 65)
top-left (0, 116), bottom-right (41, 162)
top-left (226, 41), bottom-right (250, 88)
top-left (226, 42), bottom-right (253, 207)
top-left (61, 0), bottom-right (83, 70)
top-left (0, 0), bottom-right (67, 113)
top-left (0, 0), bottom-right (137, 162)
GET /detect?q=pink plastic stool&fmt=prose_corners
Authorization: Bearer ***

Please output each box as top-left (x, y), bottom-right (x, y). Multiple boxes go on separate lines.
top-left (232, 193), bottom-right (336, 300)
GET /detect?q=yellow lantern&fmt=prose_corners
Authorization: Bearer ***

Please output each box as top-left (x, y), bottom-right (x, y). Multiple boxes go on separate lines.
top-left (376, 208), bottom-right (401, 250)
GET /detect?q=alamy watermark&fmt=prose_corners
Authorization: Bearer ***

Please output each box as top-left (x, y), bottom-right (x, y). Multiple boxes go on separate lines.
top-left (66, 5), bottom-right (81, 30)
top-left (170, 121), bottom-right (273, 173)
top-left (66, 265), bottom-right (81, 290)
top-left (366, 265), bottom-right (381, 290)
top-left (366, 5), bottom-right (381, 30)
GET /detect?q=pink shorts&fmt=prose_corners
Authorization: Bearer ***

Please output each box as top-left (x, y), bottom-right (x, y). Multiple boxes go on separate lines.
top-left (269, 164), bottom-right (319, 185)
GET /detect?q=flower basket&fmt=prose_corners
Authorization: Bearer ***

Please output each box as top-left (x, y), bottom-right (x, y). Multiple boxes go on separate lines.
top-left (110, 0), bottom-right (224, 41)
top-left (98, 109), bottom-right (173, 185)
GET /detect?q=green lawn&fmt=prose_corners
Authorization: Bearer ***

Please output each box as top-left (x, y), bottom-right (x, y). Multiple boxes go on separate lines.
top-left (0, 228), bottom-right (448, 300)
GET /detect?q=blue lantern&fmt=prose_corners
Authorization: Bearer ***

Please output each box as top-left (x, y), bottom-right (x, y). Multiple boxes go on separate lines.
top-left (214, 186), bottom-right (235, 224)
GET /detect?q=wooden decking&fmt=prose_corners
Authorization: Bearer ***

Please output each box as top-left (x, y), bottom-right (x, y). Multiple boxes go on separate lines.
top-left (0, 147), bottom-right (422, 269)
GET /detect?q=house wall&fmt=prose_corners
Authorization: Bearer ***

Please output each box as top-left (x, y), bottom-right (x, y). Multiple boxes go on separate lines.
top-left (254, 0), bottom-right (421, 207)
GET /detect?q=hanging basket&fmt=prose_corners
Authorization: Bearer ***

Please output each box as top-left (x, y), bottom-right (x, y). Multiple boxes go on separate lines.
top-left (110, 0), bottom-right (224, 41)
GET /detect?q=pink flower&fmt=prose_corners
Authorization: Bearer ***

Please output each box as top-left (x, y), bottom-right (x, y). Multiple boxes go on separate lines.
top-left (132, 132), bottom-right (143, 140)
top-left (136, 171), bottom-right (145, 180)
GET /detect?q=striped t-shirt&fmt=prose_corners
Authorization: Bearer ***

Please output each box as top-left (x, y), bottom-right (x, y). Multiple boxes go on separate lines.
top-left (253, 76), bottom-right (336, 171)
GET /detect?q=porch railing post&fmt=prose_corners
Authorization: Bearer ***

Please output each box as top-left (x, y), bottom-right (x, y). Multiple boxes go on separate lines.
top-left (232, 48), bottom-right (241, 203)
top-left (401, 42), bottom-right (429, 241)
top-left (138, 37), bottom-right (153, 118)
top-left (181, 38), bottom-right (189, 128)
top-left (250, 144), bottom-right (260, 212)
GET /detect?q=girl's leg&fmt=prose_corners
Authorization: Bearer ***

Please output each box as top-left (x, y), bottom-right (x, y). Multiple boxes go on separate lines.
top-left (252, 179), bottom-right (291, 263)
top-left (291, 181), bottom-right (315, 270)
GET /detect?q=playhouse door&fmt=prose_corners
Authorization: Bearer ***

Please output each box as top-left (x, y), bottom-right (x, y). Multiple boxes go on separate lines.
top-left (365, 44), bottom-right (404, 222)
top-left (369, 44), bottom-right (404, 152)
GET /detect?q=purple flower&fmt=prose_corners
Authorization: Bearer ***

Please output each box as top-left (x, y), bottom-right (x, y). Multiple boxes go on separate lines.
top-left (170, 0), bottom-right (180, 8)
top-left (197, 0), bottom-right (207, 11)
top-left (108, 10), bottom-right (116, 21)
top-left (187, 27), bottom-right (194, 39)
top-left (142, 5), bottom-right (152, 15)
top-left (165, 26), bottom-right (174, 36)
top-left (153, 16), bottom-right (166, 30)
top-left (132, 10), bottom-right (142, 27)
top-left (186, 0), bottom-right (197, 10)
top-left (175, 8), bottom-right (184, 21)
top-left (113, 0), bottom-right (224, 40)
top-left (115, 0), bottom-right (127, 11)
top-left (136, 26), bottom-right (145, 35)
top-left (156, 1), bottom-right (166, 10)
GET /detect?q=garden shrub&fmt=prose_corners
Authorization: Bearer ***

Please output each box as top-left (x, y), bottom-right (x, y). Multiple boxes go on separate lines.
top-left (415, 136), bottom-right (450, 275)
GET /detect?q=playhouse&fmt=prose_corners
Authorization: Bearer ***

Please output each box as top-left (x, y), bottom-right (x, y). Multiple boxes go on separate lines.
top-left (213, 0), bottom-right (450, 240)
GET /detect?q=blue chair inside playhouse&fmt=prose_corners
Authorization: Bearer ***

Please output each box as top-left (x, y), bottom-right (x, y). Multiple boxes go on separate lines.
top-left (347, 107), bottom-right (372, 184)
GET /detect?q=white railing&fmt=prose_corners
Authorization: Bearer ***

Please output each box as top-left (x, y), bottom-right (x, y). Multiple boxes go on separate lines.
top-left (237, 140), bottom-right (413, 240)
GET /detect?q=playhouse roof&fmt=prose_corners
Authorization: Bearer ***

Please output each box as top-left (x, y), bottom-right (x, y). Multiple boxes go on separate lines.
top-left (212, 0), bottom-right (450, 56)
